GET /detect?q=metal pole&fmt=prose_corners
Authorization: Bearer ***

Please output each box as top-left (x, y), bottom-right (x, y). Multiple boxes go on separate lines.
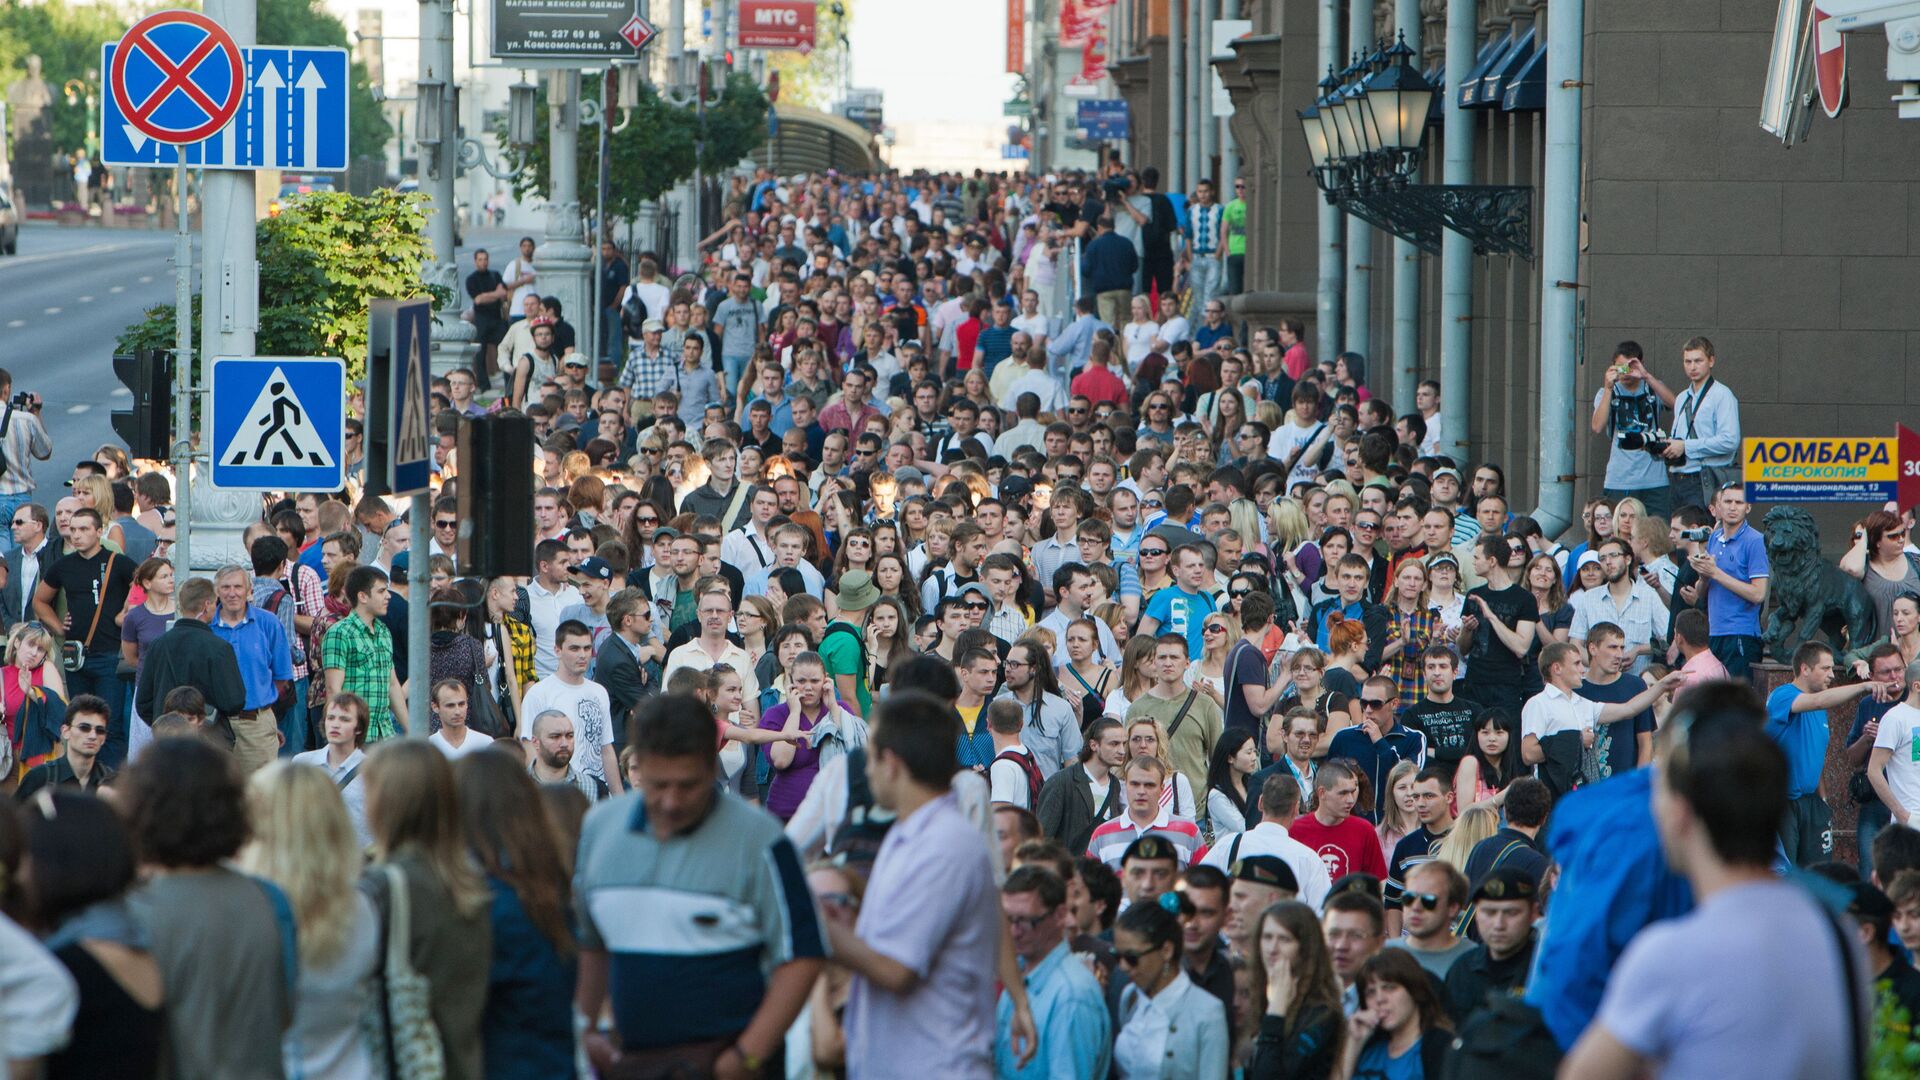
top-left (1316, 0), bottom-right (1342, 364)
top-left (200, 0), bottom-right (257, 576)
top-left (421, 0), bottom-right (456, 272)
top-left (1189, 0), bottom-right (1206, 186)
top-left (594, 68), bottom-right (610, 381)
top-left (1534, 0), bottom-right (1581, 535)
top-left (1167, 0), bottom-right (1184, 192)
top-left (171, 161), bottom-right (192, 579)
top-left (1390, 0), bottom-right (1421, 415)
top-left (1440, 0), bottom-right (1475, 463)
top-left (1344, 0), bottom-right (1372, 365)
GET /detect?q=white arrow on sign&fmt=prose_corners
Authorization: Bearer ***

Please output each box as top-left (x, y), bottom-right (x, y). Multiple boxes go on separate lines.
top-left (295, 61), bottom-right (326, 167)
top-left (123, 122), bottom-right (148, 153)
top-left (256, 60), bottom-right (284, 168)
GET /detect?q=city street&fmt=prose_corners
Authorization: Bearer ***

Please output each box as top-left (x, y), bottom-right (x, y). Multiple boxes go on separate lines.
top-left (0, 223), bottom-right (182, 459)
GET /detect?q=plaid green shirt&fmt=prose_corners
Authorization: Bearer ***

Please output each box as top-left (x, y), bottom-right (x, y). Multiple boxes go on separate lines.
top-left (323, 613), bottom-right (397, 741)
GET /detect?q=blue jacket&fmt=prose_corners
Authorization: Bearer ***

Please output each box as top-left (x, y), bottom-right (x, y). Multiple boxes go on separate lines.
top-left (1080, 232), bottom-right (1140, 295)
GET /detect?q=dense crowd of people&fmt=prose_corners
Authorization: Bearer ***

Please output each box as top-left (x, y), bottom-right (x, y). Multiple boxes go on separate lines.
top-left (0, 164), bottom-right (1907, 1078)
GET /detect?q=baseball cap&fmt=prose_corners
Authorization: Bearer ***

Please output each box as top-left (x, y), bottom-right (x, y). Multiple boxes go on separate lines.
top-left (1427, 551), bottom-right (1459, 571)
top-left (893, 466), bottom-right (925, 487)
top-left (1575, 550), bottom-right (1601, 571)
top-left (1470, 866), bottom-right (1541, 904)
top-left (641, 318), bottom-right (665, 333)
top-left (999, 475), bottom-right (1035, 504)
top-left (563, 354), bottom-right (589, 367)
top-left (390, 550), bottom-right (410, 576)
top-left (573, 556), bottom-right (614, 583)
top-left (1228, 855), bottom-right (1300, 894)
top-left (1432, 466), bottom-right (1463, 484)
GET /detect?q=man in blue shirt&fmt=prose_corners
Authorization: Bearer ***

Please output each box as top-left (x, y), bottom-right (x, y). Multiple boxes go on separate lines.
top-left (1137, 545), bottom-right (1218, 658)
top-left (1765, 640), bottom-right (1888, 866)
top-left (1696, 484), bottom-right (1769, 678)
top-left (1080, 215), bottom-right (1139, 331)
top-left (1045, 297), bottom-right (1109, 378)
top-left (1326, 675), bottom-right (1428, 825)
top-left (210, 564), bottom-right (293, 774)
top-left (995, 864), bottom-right (1110, 1079)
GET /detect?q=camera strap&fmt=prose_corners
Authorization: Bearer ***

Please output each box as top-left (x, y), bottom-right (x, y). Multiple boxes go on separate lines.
top-left (1678, 376), bottom-right (1715, 439)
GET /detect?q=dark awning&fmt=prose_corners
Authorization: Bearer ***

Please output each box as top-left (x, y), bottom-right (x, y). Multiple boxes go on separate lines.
top-left (1503, 36), bottom-right (1548, 111)
top-left (1477, 25), bottom-right (1537, 108)
top-left (1456, 32), bottom-right (1509, 109)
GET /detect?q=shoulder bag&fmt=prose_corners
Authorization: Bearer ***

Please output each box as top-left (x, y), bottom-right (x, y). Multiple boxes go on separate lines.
top-left (64, 552), bottom-right (115, 671)
top-left (379, 864), bottom-right (446, 1080)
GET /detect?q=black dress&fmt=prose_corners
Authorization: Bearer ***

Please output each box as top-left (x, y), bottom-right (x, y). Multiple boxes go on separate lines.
top-left (47, 942), bottom-right (164, 1079)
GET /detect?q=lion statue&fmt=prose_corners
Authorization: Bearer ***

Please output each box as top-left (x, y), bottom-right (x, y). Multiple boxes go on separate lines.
top-left (1762, 505), bottom-right (1876, 661)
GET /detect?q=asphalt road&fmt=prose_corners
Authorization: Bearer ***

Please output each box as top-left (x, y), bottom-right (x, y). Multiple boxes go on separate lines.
top-left (0, 222), bottom-right (183, 466)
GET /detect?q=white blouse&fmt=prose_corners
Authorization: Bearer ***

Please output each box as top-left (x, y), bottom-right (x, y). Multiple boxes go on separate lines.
top-left (1113, 970), bottom-right (1230, 1079)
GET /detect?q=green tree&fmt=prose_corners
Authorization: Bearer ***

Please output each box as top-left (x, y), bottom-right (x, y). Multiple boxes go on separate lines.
top-left (503, 72), bottom-right (769, 225)
top-left (765, 1), bottom-right (854, 110)
top-left (254, 0), bottom-right (392, 163)
top-left (118, 189), bottom-right (445, 382)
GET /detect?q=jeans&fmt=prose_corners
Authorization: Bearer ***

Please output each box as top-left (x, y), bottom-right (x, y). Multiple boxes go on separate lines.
top-left (600, 307), bottom-right (625, 365)
top-left (1189, 256), bottom-right (1224, 314)
top-left (1858, 799), bottom-right (1892, 880)
top-left (722, 352), bottom-right (751, 398)
top-left (0, 492), bottom-right (30, 556)
top-left (1603, 485), bottom-right (1673, 523)
top-left (1709, 634), bottom-right (1764, 680)
top-left (1226, 253), bottom-right (1245, 296)
top-left (278, 676), bottom-right (309, 757)
top-left (69, 650), bottom-right (127, 768)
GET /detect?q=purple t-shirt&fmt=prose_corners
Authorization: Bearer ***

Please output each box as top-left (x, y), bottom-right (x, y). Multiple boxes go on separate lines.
top-left (122, 604), bottom-right (176, 666)
top-left (758, 701), bottom-right (824, 819)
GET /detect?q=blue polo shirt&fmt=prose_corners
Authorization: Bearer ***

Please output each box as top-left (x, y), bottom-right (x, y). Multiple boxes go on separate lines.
top-left (1705, 522), bottom-right (1769, 637)
top-left (1765, 683), bottom-right (1828, 799)
top-left (748, 394), bottom-right (795, 436)
top-left (1143, 585), bottom-right (1216, 658)
top-left (212, 604), bottom-right (294, 711)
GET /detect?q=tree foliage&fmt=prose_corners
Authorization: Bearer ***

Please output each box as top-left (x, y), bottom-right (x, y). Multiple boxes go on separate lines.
top-left (765, 1), bottom-right (854, 110)
top-left (502, 72), bottom-right (770, 224)
top-left (118, 189), bottom-right (444, 382)
top-left (0, 0), bottom-right (390, 164)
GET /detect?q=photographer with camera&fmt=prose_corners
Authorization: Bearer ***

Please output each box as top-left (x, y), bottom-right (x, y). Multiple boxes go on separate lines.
top-left (0, 368), bottom-right (51, 557)
top-left (1589, 341), bottom-right (1674, 521)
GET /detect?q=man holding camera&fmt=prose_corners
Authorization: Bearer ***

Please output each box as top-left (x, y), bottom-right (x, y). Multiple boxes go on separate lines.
top-left (1589, 342), bottom-right (1673, 521)
top-left (0, 368), bottom-right (51, 557)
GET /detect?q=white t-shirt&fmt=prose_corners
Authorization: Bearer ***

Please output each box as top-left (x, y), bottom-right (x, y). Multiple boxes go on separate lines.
top-left (1011, 312), bottom-right (1050, 346)
top-left (1873, 701), bottom-right (1920, 815)
top-left (518, 675), bottom-right (615, 785)
top-left (988, 744), bottom-right (1036, 809)
top-left (1267, 418), bottom-right (1327, 485)
top-left (1521, 684), bottom-right (1603, 743)
top-left (430, 728), bottom-right (495, 759)
top-left (1156, 315), bottom-right (1191, 346)
top-left (503, 256), bottom-right (538, 314)
top-left (1123, 321), bottom-right (1161, 369)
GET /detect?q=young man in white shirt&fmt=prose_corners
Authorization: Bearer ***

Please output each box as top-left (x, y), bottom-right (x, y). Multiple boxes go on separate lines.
top-left (1867, 657), bottom-right (1920, 826)
top-left (720, 485), bottom-right (780, 576)
top-left (519, 620), bottom-right (622, 794)
top-left (427, 678), bottom-right (493, 758)
top-left (293, 694), bottom-right (371, 847)
top-left (986, 699), bottom-right (1040, 810)
top-left (525, 538), bottom-right (583, 679)
top-left (1521, 642), bottom-right (1680, 779)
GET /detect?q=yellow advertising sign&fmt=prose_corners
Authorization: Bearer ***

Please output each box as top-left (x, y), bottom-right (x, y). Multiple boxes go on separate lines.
top-left (1742, 437), bottom-right (1898, 503)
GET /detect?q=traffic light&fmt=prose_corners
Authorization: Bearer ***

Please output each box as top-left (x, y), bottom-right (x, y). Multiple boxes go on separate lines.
top-left (111, 349), bottom-right (174, 461)
top-left (457, 411), bottom-right (534, 578)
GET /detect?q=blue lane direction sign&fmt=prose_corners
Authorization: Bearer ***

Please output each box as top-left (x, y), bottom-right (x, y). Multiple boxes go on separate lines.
top-left (102, 44), bottom-right (350, 170)
top-left (370, 298), bottom-right (435, 496)
top-left (1076, 99), bottom-right (1130, 141)
top-left (209, 357), bottom-right (346, 491)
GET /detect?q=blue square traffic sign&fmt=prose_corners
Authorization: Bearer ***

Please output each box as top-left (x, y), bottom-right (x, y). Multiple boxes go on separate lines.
top-left (102, 44), bottom-right (350, 171)
top-left (209, 356), bottom-right (346, 491)
top-left (370, 298), bottom-right (435, 496)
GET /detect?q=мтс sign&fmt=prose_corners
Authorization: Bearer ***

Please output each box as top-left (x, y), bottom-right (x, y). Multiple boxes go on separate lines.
top-left (738, 0), bottom-right (816, 50)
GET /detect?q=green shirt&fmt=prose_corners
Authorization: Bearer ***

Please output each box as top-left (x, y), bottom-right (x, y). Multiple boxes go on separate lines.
top-left (323, 613), bottom-right (396, 741)
top-left (820, 622), bottom-right (870, 718)
top-left (1224, 198), bottom-right (1248, 256)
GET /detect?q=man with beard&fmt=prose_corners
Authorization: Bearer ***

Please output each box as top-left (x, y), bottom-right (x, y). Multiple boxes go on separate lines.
top-left (991, 639), bottom-right (1081, 777)
top-left (526, 708), bottom-right (607, 800)
top-left (1570, 538), bottom-right (1664, 677)
top-left (1037, 719), bottom-right (1128, 855)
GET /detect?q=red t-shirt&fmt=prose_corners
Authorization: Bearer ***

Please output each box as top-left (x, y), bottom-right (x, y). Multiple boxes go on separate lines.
top-left (956, 317), bottom-right (984, 370)
top-left (1286, 811), bottom-right (1389, 882)
top-left (1071, 365), bottom-right (1128, 408)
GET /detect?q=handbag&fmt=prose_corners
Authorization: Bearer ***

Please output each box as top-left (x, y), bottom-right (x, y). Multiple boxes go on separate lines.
top-left (379, 864), bottom-right (446, 1080)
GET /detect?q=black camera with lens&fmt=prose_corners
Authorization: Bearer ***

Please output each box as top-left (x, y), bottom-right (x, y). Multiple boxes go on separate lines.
top-left (1677, 526), bottom-right (1712, 543)
top-left (1617, 428), bottom-right (1679, 462)
top-left (8, 393), bottom-right (36, 412)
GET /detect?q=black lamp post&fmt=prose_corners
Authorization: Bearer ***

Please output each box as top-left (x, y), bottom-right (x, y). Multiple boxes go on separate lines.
top-left (1299, 32), bottom-right (1533, 259)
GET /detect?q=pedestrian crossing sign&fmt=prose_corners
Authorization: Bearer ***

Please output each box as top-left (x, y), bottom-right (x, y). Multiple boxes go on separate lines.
top-left (208, 356), bottom-right (346, 491)
top-left (369, 298), bottom-right (435, 496)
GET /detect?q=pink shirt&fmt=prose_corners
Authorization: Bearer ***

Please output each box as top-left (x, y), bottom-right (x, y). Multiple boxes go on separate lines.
top-left (1679, 648), bottom-right (1730, 686)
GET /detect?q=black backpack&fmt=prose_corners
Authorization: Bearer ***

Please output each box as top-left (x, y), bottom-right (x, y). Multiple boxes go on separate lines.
top-left (618, 286), bottom-right (650, 340)
top-left (1441, 997), bottom-right (1560, 1080)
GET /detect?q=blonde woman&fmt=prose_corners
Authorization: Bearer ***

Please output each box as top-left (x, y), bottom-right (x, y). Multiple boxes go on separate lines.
top-left (3, 622), bottom-right (66, 775)
top-left (1127, 716), bottom-right (1199, 819)
top-left (1103, 636), bottom-right (1159, 722)
top-left (70, 473), bottom-right (127, 551)
top-left (1267, 497), bottom-right (1322, 593)
top-left (240, 762), bottom-right (379, 1079)
top-left (1433, 803), bottom-right (1501, 876)
top-left (361, 740), bottom-right (492, 1078)
top-left (1226, 499), bottom-right (1265, 558)
top-left (1375, 761), bottom-right (1421, 866)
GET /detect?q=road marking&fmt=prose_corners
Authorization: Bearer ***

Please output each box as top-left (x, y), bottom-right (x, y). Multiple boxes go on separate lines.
top-left (78, 295), bottom-right (93, 303)
top-left (139, 275), bottom-right (154, 283)
top-left (66, 404), bottom-right (90, 415)
top-left (0, 241), bottom-right (173, 275)
top-left (111, 387), bottom-right (132, 397)
top-left (109, 286), bottom-right (125, 294)
top-left (42, 307), bottom-right (60, 315)
top-left (3, 320), bottom-right (20, 329)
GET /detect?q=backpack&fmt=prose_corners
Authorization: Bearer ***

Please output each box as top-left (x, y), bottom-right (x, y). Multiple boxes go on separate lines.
top-left (1441, 997), bottom-right (1561, 1080)
top-left (828, 747), bottom-right (896, 867)
top-left (618, 284), bottom-right (650, 339)
top-left (261, 580), bottom-right (306, 667)
top-left (993, 747), bottom-right (1044, 809)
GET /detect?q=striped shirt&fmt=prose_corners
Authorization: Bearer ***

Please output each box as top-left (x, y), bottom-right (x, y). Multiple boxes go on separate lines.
top-left (575, 790), bottom-right (825, 1050)
top-left (0, 403), bottom-right (51, 496)
top-left (1085, 810), bottom-right (1205, 869)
